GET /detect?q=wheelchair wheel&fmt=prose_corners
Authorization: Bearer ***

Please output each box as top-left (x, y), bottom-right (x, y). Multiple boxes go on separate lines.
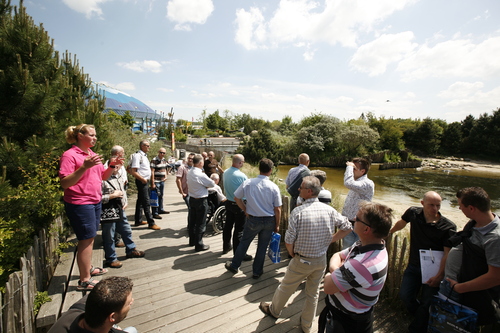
top-left (211, 206), bottom-right (226, 234)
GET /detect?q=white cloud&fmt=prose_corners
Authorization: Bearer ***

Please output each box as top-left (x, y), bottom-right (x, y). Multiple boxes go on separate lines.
top-left (350, 31), bottom-right (417, 76)
top-left (62, 0), bottom-right (108, 18)
top-left (397, 36), bottom-right (500, 81)
top-left (158, 88), bottom-right (174, 93)
top-left (234, 7), bottom-right (267, 50)
top-left (234, 0), bottom-right (417, 55)
top-left (438, 81), bottom-right (484, 99)
top-left (115, 82), bottom-right (136, 91)
top-left (167, 0), bottom-right (214, 31)
top-left (117, 60), bottom-right (164, 73)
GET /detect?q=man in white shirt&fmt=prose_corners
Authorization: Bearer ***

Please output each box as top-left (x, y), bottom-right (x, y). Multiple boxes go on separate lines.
top-left (342, 157), bottom-right (374, 249)
top-left (187, 154), bottom-right (215, 251)
top-left (129, 140), bottom-right (160, 230)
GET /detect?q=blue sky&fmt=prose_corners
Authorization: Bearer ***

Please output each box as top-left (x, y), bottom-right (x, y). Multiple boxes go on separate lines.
top-left (25, 0), bottom-right (500, 124)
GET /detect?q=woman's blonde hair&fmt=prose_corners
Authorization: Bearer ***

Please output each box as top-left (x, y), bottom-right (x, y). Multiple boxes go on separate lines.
top-left (64, 124), bottom-right (95, 144)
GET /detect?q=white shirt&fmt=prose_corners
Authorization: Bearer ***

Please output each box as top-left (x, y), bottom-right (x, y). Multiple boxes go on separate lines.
top-left (130, 150), bottom-right (151, 180)
top-left (187, 167), bottom-right (215, 198)
top-left (342, 166), bottom-right (374, 220)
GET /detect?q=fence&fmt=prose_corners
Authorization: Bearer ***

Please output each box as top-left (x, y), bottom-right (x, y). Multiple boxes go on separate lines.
top-left (1, 217), bottom-right (66, 333)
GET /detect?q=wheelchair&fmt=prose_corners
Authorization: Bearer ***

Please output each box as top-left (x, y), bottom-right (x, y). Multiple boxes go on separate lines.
top-left (206, 191), bottom-right (226, 234)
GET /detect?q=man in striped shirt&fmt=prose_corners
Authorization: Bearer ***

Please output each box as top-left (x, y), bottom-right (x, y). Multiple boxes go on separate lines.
top-left (321, 202), bottom-right (392, 333)
top-left (259, 176), bottom-right (352, 333)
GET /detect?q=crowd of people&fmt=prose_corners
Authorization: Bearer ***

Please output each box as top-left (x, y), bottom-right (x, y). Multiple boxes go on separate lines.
top-left (56, 124), bottom-right (499, 333)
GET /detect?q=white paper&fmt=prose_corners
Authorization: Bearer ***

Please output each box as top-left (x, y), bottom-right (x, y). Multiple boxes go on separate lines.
top-left (419, 249), bottom-right (444, 284)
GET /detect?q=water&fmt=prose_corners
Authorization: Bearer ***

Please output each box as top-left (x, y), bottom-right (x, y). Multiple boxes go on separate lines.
top-left (277, 165), bottom-right (500, 226)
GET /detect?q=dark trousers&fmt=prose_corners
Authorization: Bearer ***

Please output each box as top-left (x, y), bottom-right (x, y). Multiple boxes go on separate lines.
top-left (400, 263), bottom-right (439, 333)
top-left (223, 201), bottom-right (245, 254)
top-left (134, 179), bottom-right (154, 225)
top-left (188, 197), bottom-right (208, 248)
top-left (329, 306), bottom-right (373, 333)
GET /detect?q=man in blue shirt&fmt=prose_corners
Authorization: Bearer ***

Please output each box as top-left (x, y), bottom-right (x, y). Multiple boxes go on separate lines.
top-left (225, 158), bottom-right (282, 278)
top-left (222, 154), bottom-right (251, 261)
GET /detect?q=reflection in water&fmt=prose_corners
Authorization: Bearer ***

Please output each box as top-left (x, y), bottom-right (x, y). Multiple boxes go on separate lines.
top-left (277, 165), bottom-right (500, 216)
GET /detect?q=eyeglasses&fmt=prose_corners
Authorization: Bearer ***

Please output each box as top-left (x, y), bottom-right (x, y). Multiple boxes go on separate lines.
top-left (355, 216), bottom-right (371, 228)
top-left (159, 152), bottom-right (166, 154)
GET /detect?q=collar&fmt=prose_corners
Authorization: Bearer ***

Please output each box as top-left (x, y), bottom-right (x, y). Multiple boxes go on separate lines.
top-left (349, 241), bottom-right (385, 257)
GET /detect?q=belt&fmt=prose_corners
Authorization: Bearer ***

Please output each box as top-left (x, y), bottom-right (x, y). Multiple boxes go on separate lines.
top-left (190, 197), bottom-right (207, 200)
top-left (248, 214), bottom-right (273, 218)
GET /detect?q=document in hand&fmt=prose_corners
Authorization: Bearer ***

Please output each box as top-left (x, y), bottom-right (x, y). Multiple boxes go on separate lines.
top-left (419, 249), bottom-right (444, 284)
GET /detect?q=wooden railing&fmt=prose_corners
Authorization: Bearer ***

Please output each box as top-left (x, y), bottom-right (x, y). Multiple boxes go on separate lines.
top-left (1, 217), bottom-right (66, 333)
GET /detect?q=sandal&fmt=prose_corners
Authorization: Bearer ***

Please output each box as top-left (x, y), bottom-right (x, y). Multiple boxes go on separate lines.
top-left (90, 265), bottom-right (108, 276)
top-left (77, 279), bottom-right (99, 291)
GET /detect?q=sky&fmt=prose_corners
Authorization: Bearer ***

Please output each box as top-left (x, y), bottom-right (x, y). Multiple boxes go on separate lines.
top-left (25, 0), bottom-right (500, 124)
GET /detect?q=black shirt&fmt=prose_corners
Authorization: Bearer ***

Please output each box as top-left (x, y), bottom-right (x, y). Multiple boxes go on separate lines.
top-left (401, 206), bottom-right (457, 267)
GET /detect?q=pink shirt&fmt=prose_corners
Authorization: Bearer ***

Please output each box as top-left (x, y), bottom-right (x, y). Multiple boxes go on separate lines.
top-left (59, 146), bottom-right (105, 205)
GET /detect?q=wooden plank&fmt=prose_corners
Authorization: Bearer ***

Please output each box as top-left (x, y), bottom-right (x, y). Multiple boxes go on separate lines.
top-left (35, 242), bottom-right (76, 330)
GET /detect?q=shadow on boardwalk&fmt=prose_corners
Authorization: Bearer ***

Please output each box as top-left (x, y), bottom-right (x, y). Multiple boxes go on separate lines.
top-left (106, 176), bottom-right (408, 332)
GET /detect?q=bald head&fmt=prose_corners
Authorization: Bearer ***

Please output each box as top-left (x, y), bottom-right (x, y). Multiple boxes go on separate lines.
top-left (298, 153), bottom-right (310, 165)
top-left (423, 191), bottom-right (442, 203)
top-left (421, 191), bottom-right (442, 218)
top-left (232, 154), bottom-right (245, 168)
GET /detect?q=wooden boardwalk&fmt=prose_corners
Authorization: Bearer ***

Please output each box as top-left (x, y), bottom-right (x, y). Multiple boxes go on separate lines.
top-left (107, 175), bottom-right (312, 333)
top-left (86, 175), bottom-right (402, 333)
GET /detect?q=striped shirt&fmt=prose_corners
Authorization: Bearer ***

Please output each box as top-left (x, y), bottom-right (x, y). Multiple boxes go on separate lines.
top-left (328, 242), bottom-right (388, 314)
top-left (285, 198), bottom-right (352, 258)
top-left (150, 156), bottom-right (168, 182)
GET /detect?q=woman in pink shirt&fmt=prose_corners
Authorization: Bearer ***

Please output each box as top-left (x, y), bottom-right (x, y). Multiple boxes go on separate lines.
top-left (59, 124), bottom-right (122, 290)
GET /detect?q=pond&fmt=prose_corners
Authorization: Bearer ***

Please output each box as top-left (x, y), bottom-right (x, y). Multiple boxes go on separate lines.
top-left (276, 164), bottom-right (500, 227)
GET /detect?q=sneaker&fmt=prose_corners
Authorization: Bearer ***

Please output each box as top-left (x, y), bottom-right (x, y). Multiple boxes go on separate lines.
top-left (107, 260), bottom-right (123, 268)
top-left (126, 249), bottom-right (145, 258)
top-left (149, 224), bottom-right (161, 230)
top-left (153, 214), bottom-right (162, 219)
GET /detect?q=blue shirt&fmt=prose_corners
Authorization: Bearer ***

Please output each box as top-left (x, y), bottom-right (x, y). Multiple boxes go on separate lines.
top-left (234, 175), bottom-right (282, 216)
top-left (223, 166), bottom-right (248, 201)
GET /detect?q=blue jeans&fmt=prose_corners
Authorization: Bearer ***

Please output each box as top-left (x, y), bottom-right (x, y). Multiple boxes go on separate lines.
top-left (400, 263), bottom-right (439, 333)
top-left (152, 181), bottom-right (164, 215)
top-left (188, 197), bottom-right (208, 248)
top-left (102, 210), bottom-right (137, 263)
top-left (231, 215), bottom-right (275, 276)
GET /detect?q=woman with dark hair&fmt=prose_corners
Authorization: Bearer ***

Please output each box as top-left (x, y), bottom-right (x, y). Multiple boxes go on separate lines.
top-left (59, 124), bottom-right (123, 290)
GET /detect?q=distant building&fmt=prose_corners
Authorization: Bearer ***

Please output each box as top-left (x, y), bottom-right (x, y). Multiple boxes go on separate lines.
top-left (96, 83), bottom-right (163, 134)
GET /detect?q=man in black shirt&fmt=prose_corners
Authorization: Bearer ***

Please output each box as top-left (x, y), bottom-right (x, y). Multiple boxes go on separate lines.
top-left (390, 191), bottom-right (456, 333)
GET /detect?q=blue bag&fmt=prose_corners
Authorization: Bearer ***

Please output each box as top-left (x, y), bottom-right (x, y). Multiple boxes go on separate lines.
top-left (150, 189), bottom-right (159, 207)
top-left (267, 232), bottom-right (281, 263)
top-left (428, 292), bottom-right (478, 333)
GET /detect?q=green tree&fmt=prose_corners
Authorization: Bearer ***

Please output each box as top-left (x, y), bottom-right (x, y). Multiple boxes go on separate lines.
top-left (404, 118), bottom-right (444, 155)
top-left (439, 122), bottom-right (462, 155)
top-left (236, 129), bottom-right (282, 164)
top-left (293, 115), bottom-right (342, 162)
top-left (338, 124), bottom-right (380, 157)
